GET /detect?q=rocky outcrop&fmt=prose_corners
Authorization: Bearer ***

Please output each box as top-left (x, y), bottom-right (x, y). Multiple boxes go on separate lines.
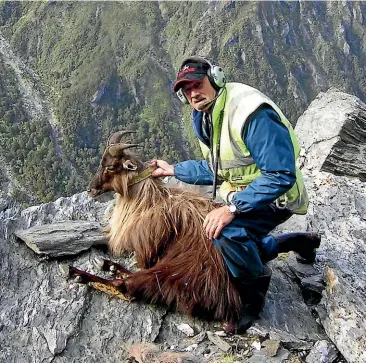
top-left (2, 88), bottom-right (366, 362)
top-left (1, 192), bottom-right (327, 362)
top-left (296, 88), bottom-right (366, 181)
top-left (289, 88), bottom-right (366, 363)
top-left (14, 220), bottom-right (107, 258)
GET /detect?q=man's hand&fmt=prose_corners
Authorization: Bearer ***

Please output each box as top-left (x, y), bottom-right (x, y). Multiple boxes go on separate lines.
top-left (203, 206), bottom-right (235, 240)
top-left (151, 159), bottom-right (174, 178)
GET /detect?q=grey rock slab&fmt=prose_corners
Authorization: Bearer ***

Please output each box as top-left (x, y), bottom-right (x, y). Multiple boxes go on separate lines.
top-left (58, 291), bottom-right (166, 362)
top-left (206, 331), bottom-right (231, 352)
top-left (278, 89), bottom-right (366, 361)
top-left (280, 171), bottom-right (366, 361)
top-left (18, 191), bottom-right (113, 229)
top-left (254, 260), bottom-right (325, 343)
top-left (0, 193), bottom-right (165, 363)
top-left (247, 347), bottom-right (290, 362)
top-left (305, 339), bottom-right (338, 363)
top-left (262, 339), bottom-right (281, 357)
top-left (287, 253), bottom-right (320, 279)
top-left (304, 173), bottom-right (366, 287)
top-left (286, 254), bottom-right (325, 303)
top-left (316, 267), bottom-right (366, 363)
top-left (155, 312), bottom-right (212, 351)
top-left (14, 220), bottom-right (108, 257)
top-left (301, 274), bottom-right (325, 295)
top-left (0, 238), bottom-right (89, 363)
top-left (301, 274), bottom-right (325, 305)
top-left (0, 237), bottom-right (166, 363)
top-left (295, 88), bottom-right (366, 179)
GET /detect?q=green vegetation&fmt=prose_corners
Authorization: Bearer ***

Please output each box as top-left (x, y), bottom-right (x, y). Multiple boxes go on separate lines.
top-left (0, 2), bottom-right (186, 203)
top-left (1, 1), bottom-right (366, 204)
top-left (0, 56), bottom-right (69, 204)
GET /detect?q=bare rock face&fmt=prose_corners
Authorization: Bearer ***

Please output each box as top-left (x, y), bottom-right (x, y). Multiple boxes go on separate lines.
top-left (287, 88), bottom-right (366, 363)
top-left (296, 88), bottom-right (366, 181)
top-left (14, 221), bottom-right (107, 257)
top-left (1, 192), bottom-right (326, 362)
top-left (1, 197), bottom-right (327, 362)
top-left (0, 193), bottom-right (166, 363)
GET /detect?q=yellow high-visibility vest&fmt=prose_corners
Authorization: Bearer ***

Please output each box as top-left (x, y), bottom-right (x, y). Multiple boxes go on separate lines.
top-left (198, 83), bottom-right (308, 214)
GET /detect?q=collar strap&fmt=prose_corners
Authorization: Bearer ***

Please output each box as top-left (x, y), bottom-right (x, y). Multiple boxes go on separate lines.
top-left (128, 166), bottom-right (154, 186)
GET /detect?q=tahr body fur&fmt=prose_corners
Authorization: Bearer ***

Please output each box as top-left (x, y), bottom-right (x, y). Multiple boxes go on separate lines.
top-left (87, 131), bottom-right (242, 323)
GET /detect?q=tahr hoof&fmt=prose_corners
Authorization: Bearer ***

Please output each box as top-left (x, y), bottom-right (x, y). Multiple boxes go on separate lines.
top-left (73, 276), bottom-right (83, 283)
top-left (93, 257), bottom-right (117, 274)
top-left (59, 264), bottom-right (87, 284)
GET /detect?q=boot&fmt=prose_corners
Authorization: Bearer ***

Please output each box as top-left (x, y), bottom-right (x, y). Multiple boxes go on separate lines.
top-left (274, 232), bottom-right (321, 264)
top-left (224, 266), bottom-right (272, 334)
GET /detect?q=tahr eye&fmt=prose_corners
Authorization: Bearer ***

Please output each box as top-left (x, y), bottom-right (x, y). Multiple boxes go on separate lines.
top-left (106, 165), bottom-right (115, 171)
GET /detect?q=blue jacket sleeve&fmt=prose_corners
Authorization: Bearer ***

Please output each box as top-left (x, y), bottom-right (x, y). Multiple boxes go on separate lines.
top-left (174, 160), bottom-right (214, 185)
top-left (232, 106), bottom-right (296, 213)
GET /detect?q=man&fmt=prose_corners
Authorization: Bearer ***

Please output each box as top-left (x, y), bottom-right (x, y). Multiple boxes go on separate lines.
top-left (152, 56), bottom-right (320, 333)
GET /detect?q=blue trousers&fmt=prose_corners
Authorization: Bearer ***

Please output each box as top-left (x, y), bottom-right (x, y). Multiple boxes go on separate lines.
top-left (213, 205), bottom-right (293, 279)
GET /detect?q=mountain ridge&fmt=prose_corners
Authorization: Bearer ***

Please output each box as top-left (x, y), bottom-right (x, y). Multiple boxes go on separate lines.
top-left (1, 1), bottom-right (366, 204)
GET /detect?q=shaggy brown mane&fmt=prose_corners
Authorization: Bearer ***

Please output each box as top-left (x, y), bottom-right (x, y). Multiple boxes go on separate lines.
top-left (84, 132), bottom-right (244, 324)
top-left (108, 177), bottom-right (242, 321)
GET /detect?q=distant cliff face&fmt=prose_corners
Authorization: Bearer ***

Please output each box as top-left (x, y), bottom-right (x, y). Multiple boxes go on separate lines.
top-left (1, 1), bottom-right (366, 204)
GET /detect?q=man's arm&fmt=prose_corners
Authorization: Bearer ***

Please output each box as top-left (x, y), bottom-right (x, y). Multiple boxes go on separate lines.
top-left (231, 106), bottom-right (296, 213)
top-left (152, 159), bottom-right (214, 185)
top-left (174, 160), bottom-right (214, 185)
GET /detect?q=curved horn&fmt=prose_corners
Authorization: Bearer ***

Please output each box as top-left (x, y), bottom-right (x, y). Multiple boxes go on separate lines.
top-left (108, 131), bottom-right (137, 145)
top-left (108, 143), bottom-right (140, 157)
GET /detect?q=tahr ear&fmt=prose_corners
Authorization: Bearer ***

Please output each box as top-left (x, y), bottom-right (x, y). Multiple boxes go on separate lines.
top-left (122, 160), bottom-right (137, 171)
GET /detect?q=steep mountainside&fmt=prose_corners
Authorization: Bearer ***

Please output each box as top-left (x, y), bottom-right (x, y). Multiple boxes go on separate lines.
top-left (1, 1), bottom-right (366, 204)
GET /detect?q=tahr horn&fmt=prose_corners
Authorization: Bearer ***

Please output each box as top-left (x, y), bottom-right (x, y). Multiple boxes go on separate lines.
top-left (107, 131), bottom-right (137, 145)
top-left (108, 143), bottom-right (140, 157)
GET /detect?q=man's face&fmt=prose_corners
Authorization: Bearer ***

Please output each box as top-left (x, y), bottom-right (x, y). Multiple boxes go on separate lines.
top-left (182, 77), bottom-right (217, 112)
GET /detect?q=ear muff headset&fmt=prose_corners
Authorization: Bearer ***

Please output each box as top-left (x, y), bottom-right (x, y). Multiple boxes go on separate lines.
top-left (176, 88), bottom-right (189, 105)
top-left (175, 55), bottom-right (226, 105)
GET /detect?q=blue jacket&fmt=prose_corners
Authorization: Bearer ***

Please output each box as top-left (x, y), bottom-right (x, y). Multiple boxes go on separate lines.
top-left (174, 106), bottom-right (296, 214)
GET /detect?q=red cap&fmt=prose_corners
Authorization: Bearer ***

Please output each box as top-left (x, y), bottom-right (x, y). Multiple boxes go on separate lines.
top-left (173, 63), bottom-right (208, 92)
